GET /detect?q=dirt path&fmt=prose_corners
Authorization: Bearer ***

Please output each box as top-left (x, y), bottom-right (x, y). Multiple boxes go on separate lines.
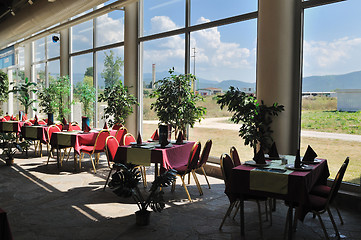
top-left (143, 117), bottom-right (361, 142)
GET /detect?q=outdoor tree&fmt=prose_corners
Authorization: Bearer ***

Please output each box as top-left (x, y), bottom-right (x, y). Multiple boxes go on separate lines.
top-left (0, 71), bottom-right (9, 103)
top-left (51, 76), bottom-right (72, 120)
top-left (84, 67), bottom-right (93, 77)
top-left (101, 50), bottom-right (123, 88)
top-left (76, 81), bottom-right (96, 118)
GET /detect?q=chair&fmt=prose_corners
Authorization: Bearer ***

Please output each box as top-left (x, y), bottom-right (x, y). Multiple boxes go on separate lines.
top-left (292, 157), bottom-right (349, 240)
top-left (230, 146), bottom-right (241, 167)
top-left (192, 139), bottom-right (212, 189)
top-left (171, 141), bottom-right (202, 201)
top-left (115, 127), bottom-right (127, 145)
top-left (71, 122), bottom-right (81, 131)
top-left (122, 133), bottom-right (147, 187)
top-left (46, 125), bottom-right (62, 165)
top-left (103, 136), bottom-right (120, 190)
top-left (78, 129), bottom-right (110, 173)
top-left (112, 123), bottom-right (123, 130)
top-left (310, 157), bottom-right (350, 225)
top-left (219, 153), bottom-right (270, 237)
top-left (3, 115), bottom-right (10, 121)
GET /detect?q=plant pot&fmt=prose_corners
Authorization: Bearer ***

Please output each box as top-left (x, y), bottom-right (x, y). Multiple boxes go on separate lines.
top-left (82, 116), bottom-right (90, 131)
top-left (159, 124), bottom-right (171, 147)
top-left (47, 113), bottom-right (54, 126)
top-left (135, 210), bottom-right (151, 226)
top-left (5, 157), bottom-right (14, 166)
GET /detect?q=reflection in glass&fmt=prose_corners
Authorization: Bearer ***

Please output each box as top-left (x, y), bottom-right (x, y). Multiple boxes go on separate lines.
top-left (96, 11), bottom-right (124, 47)
top-left (34, 38), bottom-right (45, 62)
top-left (47, 34), bottom-right (60, 59)
top-left (71, 20), bottom-right (93, 53)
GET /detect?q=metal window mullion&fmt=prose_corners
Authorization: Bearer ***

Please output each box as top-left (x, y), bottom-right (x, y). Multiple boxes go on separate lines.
top-left (93, 11), bottom-right (97, 127)
top-left (185, 0), bottom-right (190, 75)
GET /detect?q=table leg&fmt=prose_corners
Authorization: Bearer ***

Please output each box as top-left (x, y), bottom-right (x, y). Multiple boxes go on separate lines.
top-left (288, 203), bottom-right (293, 240)
top-left (74, 151), bottom-right (77, 171)
top-left (154, 163), bottom-right (159, 179)
top-left (240, 198), bottom-right (245, 237)
top-left (56, 148), bottom-right (60, 168)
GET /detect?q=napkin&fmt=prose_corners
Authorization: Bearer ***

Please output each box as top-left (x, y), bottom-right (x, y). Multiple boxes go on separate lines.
top-left (62, 117), bottom-right (67, 125)
top-left (68, 124), bottom-right (73, 132)
top-left (254, 149), bottom-right (266, 164)
top-left (294, 149), bottom-right (301, 168)
top-left (22, 114), bottom-right (28, 121)
top-left (151, 129), bottom-right (159, 140)
top-left (137, 132), bottom-right (143, 145)
top-left (176, 131), bottom-right (184, 144)
top-left (24, 121), bottom-right (32, 126)
top-left (0, 118), bottom-right (5, 122)
top-left (34, 115), bottom-right (39, 125)
top-left (84, 123), bottom-right (91, 133)
top-left (103, 121), bottom-right (108, 130)
top-left (10, 115), bottom-right (15, 121)
top-left (268, 142), bottom-right (280, 158)
top-left (303, 145), bottom-right (317, 162)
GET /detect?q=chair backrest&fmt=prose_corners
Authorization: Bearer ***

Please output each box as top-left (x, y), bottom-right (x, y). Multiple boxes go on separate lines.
top-left (105, 136), bottom-right (119, 166)
top-left (220, 153), bottom-right (234, 185)
top-left (328, 157), bottom-right (349, 205)
top-left (94, 130), bottom-right (111, 152)
top-left (47, 125), bottom-right (61, 142)
top-left (56, 123), bottom-right (63, 131)
top-left (123, 133), bottom-right (136, 146)
top-left (112, 123), bottom-right (123, 130)
top-left (3, 115), bottom-right (10, 121)
top-left (230, 146), bottom-right (241, 167)
top-left (187, 141), bottom-right (201, 170)
top-left (71, 123), bottom-right (81, 131)
top-left (38, 120), bottom-right (46, 125)
top-left (115, 127), bottom-right (128, 145)
top-left (199, 139), bottom-right (212, 167)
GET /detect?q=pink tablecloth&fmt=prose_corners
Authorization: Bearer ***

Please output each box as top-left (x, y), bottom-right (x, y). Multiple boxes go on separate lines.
top-left (114, 141), bottom-right (195, 171)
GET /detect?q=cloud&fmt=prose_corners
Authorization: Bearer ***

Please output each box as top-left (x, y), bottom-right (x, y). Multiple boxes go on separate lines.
top-left (303, 37), bottom-right (361, 76)
top-left (149, 16), bottom-right (179, 34)
top-left (149, 0), bottom-right (183, 11)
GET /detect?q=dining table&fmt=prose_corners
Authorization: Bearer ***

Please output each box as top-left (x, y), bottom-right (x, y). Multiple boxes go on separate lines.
top-left (113, 141), bottom-right (195, 178)
top-left (226, 155), bottom-right (329, 240)
top-left (0, 121), bottom-right (24, 133)
top-left (20, 124), bottom-right (49, 156)
top-left (49, 129), bottom-right (117, 169)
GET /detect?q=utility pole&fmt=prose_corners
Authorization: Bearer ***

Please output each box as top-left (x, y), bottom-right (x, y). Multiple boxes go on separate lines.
top-left (191, 47), bottom-right (197, 92)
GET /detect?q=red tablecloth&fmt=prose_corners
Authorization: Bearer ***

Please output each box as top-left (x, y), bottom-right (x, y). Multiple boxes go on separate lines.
top-left (21, 125), bottom-right (49, 143)
top-left (0, 208), bottom-right (13, 240)
top-left (114, 141), bottom-right (195, 172)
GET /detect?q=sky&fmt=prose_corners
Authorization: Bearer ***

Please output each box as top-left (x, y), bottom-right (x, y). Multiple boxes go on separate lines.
top-left (49, 0), bottom-right (361, 83)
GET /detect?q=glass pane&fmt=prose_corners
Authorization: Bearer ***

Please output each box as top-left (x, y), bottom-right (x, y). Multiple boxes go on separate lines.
top-left (71, 20), bottom-right (93, 53)
top-left (96, 11), bottom-right (124, 47)
top-left (302, 0), bottom-right (361, 184)
top-left (72, 53), bottom-right (93, 125)
top-left (34, 38), bottom-right (45, 62)
top-left (34, 63), bottom-right (46, 86)
top-left (143, 0), bottom-right (185, 36)
top-left (47, 34), bottom-right (60, 59)
top-left (48, 60), bottom-right (60, 81)
top-left (191, 0), bottom-right (257, 26)
top-left (11, 67), bottom-right (25, 115)
top-left (17, 47), bottom-right (24, 66)
top-left (96, 47), bottom-right (124, 128)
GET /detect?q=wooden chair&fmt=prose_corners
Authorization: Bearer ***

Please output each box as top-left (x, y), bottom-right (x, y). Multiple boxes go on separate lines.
top-left (171, 141), bottom-right (202, 201)
top-left (78, 129), bottom-right (110, 173)
top-left (103, 136), bottom-right (120, 190)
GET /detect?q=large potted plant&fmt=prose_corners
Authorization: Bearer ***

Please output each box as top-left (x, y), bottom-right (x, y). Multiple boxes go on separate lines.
top-left (0, 132), bottom-right (30, 165)
top-left (75, 81), bottom-right (96, 118)
top-left (38, 85), bottom-right (57, 124)
top-left (52, 76), bottom-right (72, 121)
top-left (150, 68), bottom-right (206, 138)
top-left (108, 163), bottom-right (176, 226)
top-left (98, 81), bottom-right (138, 127)
top-left (0, 71), bottom-right (9, 115)
top-left (9, 77), bottom-right (37, 114)
top-left (217, 86), bottom-right (284, 155)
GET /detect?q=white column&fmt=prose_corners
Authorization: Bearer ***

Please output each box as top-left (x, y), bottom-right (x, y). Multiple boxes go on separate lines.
top-left (60, 28), bottom-right (71, 121)
top-left (256, 0), bottom-right (303, 155)
top-left (124, 1), bottom-right (141, 136)
top-left (24, 42), bottom-right (35, 117)
top-left (7, 69), bottom-right (13, 115)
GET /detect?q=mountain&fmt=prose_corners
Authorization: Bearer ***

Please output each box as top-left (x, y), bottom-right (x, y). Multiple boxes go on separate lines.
top-left (302, 70), bottom-right (361, 92)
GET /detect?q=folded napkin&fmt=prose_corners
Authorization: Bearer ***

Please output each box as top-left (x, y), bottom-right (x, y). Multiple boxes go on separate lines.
top-left (103, 121), bottom-right (108, 130)
top-left (254, 149), bottom-right (266, 164)
top-left (268, 142), bottom-right (280, 158)
top-left (10, 115), bottom-right (15, 121)
top-left (0, 118), bottom-right (4, 122)
top-left (303, 145), bottom-right (317, 162)
top-left (294, 149), bottom-right (301, 168)
top-left (24, 121), bottom-right (32, 126)
top-left (137, 132), bottom-right (143, 145)
top-left (176, 131), bottom-right (184, 144)
top-left (151, 129), bottom-right (159, 141)
top-left (84, 123), bottom-right (91, 133)
top-left (22, 114), bottom-right (28, 121)
top-left (62, 117), bottom-right (67, 125)
top-left (34, 115), bottom-right (39, 125)
top-left (68, 124), bottom-right (73, 132)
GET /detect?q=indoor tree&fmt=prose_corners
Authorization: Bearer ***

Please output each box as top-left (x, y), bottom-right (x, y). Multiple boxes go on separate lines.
top-left (150, 68), bottom-right (206, 138)
top-left (0, 71), bottom-right (9, 115)
top-left (101, 50), bottom-right (124, 88)
top-left (9, 77), bottom-right (37, 114)
top-left (52, 76), bottom-right (72, 121)
top-left (75, 81), bottom-right (96, 118)
top-left (217, 86), bottom-right (284, 155)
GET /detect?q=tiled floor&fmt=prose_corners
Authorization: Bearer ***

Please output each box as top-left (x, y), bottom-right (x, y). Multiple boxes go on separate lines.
top-left (1, 150), bottom-right (360, 240)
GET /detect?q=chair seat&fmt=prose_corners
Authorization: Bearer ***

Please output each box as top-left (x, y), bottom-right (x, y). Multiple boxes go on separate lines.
top-left (308, 194), bottom-right (328, 212)
top-left (310, 184), bottom-right (330, 198)
top-left (172, 164), bottom-right (189, 175)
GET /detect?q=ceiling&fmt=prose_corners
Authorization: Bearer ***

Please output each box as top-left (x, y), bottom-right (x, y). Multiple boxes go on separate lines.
top-left (0, 0), bottom-right (32, 24)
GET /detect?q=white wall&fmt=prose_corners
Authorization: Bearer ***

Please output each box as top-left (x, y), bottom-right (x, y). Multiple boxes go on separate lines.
top-left (337, 89), bottom-right (361, 112)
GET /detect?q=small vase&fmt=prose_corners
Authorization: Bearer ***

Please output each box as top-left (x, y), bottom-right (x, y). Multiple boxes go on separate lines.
top-left (159, 124), bottom-right (170, 147)
top-left (47, 113), bottom-right (54, 126)
top-left (81, 116), bottom-right (90, 131)
top-left (135, 210), bottom-right (151, 226)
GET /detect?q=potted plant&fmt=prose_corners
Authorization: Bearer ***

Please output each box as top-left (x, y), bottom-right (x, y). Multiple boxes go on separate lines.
top-left (150, 68), bottom-right (206, 138)
top-left (98, 81), bottom-right (138, 127)
top-left (0, 71), bottom-right (9, 115)
top-left (9, 77), bottom-right (37, 114)
top-left (74, 81), bottom-right (96, 120)
top-left (0, 132), bottom-right (30, 165)
top-left (38, 85), bottom-right (57, 124)
top-left (217, 86), bottom-right (284, 155)
top-left (51, 76), bottom-right (72, 121)
top-left (108, 163), bottom-right (176, 226)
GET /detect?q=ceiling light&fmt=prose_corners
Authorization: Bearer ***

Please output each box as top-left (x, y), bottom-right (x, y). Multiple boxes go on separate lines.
top-left (10, 9), bottom-right (15, 16)
top-left (52, 36), bottom-right (59, 43)
top-left (48, 0), bottom-right (56, 2)
top-left (28, 0), bottom-right (33, 5)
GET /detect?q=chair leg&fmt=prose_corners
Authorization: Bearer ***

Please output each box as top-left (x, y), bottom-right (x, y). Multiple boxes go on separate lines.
top-left (103, 168), bottom-right (113, 191)
top-left (180, 175), bottom-right (192, 201)
top-left (219, 201), bottom-right (236, 230)
top-left (171, 180), bottom-right (176, 193)
top-left (256, 200), bottom-right (263, 238)
top-left (79, 153), bottom-right (83, 169)
top-left (327, 207), bottom-right (340, 238)
top-left (40, 142), bottom-right (43, 157)
top-left (315, 212), bottom-right (330, 240)
top-left (192, 171), bottom-right (203, 195)
top-left (334, 203), bottom-right (344, 225)
top-left (46, 147), bottom-right (53, 165)
top-left (269, 199), bottom-right (273, 226)
top-left (188, 172), bottom-right (191, 184)
top-left (142, 166), bottom-right (147, 187)
top-left (89, 155), bottom-right (97, 173)
top-left (232, 201), bottom-right (240, 219)
top-left (201, 166), bottom-right (211, 189)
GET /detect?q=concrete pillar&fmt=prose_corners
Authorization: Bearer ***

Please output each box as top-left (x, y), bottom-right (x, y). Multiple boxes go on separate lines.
top-left (256, 0), bottom-right (303, 155)
top-left (124, 1), bottom-right (141, 135)
top-left (24, 42), bottom-right (35, 117)
top-left (60, 28), bottom-right (70, 77)
top-left (7, 69), bottom-right (13, 115)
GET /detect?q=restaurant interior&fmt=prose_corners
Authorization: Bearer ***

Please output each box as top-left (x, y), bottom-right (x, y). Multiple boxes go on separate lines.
top-left (0, 0), bottom-right (360, 239)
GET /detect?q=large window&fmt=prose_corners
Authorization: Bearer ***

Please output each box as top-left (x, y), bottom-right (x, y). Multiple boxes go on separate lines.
top-left (302, 0), bottom-right (361, 184)
top-left (71, 20), bottom-right (93, 53)
top-left (96, 11), bottom-right (124, 47)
